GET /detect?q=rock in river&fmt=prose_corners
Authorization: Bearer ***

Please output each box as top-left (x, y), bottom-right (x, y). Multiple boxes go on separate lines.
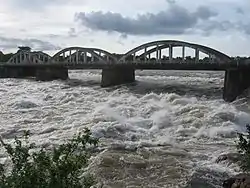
top-left (223, 174), bottom-right (250, 188)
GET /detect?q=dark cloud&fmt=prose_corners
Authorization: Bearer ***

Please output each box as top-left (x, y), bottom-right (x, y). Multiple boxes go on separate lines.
top-left (45, 34), bottom-right (62, 38)
top-left (198, 20), bottom-right (234, 33)
top-left (117, 40), bottom-right (124, 46)
top-left (0, 37), bottom-right (61, 51)
top-left (238, 23), bottom-right (250, 35)
top-left (68, 28), bottom-right (77, 37)
top-left (19, 29), bottom-right (27, 33)
top-left (236, 7), bottom-right (244, 14)
top-left (75, 2), bottom-right (218, 36)
top-left (120, 33), bottom-right (128, 39)
top-left (197, 20), bottom-right (250, 36)
top-left (166, 0), bottom-right (175, 4)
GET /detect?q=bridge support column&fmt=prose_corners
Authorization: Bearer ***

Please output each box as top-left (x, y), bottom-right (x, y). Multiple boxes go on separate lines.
top-left (223, 69), bottom-right (250, 102)
top-left (101, 67), bottom-right (135, 87)
top-left (36, 67), bottom-right (68, 81)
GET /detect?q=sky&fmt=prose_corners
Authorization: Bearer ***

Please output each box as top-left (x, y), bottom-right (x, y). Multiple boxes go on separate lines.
top-left (0, 0), bottom-right (250, 56)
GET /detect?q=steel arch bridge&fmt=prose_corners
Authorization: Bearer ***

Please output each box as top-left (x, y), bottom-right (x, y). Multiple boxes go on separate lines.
top-left (51, 47), bottom-right (118, 65)
top-left (118, 40), bottom-right (231, 64)
top-left (1, 40), bottom-right (249, 103)
top-left (48, 40), bottom-right (231, 66)
top-left (3, 40), bottom-right (233, 67)
top-left (7, 51), bottom-right (51, 64)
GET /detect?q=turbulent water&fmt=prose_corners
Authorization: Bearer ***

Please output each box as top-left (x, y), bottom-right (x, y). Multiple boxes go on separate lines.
top-left (1, 70), bottom-right (250, 188)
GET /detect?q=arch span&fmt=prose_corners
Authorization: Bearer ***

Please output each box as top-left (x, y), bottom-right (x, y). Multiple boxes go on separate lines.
top-left (51, 47), bottom-right (117, 63)
top-left (119, 40), bottom-right (231, 62)
top-left (32, 51), bottom-right (51, 63)
top-left (7, 51), bottom-right (51, 64)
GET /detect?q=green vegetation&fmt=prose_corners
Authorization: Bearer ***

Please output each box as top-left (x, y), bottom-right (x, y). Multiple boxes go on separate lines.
top-left (0, 129), bottom-right (98, 188)
top-left (237, 124), bottom-right (250, 171)
top-left (0, 51), bottom-right (13, 62)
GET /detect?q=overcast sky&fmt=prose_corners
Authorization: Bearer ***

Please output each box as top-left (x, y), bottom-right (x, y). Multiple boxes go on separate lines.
top-left (0, 0), bottom-right (249, 56)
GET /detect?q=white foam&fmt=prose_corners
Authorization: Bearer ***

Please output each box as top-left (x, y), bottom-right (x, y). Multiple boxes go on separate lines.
top-left (0, 70), bottom-right (248, 184)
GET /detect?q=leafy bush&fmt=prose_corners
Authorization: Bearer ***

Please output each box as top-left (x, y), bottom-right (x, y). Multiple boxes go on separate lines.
top-left (236, 124), bottom-right (250, 171)
top-left (0, 129), bottom-right (98, 188)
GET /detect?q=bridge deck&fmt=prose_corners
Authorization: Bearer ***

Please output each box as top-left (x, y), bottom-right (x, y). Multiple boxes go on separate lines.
top-left (0, 60), bottom-right (248, 71)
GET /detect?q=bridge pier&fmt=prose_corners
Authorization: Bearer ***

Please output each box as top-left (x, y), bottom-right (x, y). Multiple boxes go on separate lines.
top-left (35, 67), bottom-right (68, 81)
top-left (223, 69), bottom-right (250, 102)
top-left (101, 67), bottom-right (135, 87)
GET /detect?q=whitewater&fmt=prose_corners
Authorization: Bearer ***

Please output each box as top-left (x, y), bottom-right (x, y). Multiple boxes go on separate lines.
top-left (0, 70), bottom-right (249, 187)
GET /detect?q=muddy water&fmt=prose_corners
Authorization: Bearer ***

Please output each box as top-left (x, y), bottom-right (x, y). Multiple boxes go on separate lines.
top-left (0, 70), bottom-right (249, 187)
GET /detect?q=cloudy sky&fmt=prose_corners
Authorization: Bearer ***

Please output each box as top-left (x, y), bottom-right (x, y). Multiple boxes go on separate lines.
top-left (0, 0), bottom-right (249, 56)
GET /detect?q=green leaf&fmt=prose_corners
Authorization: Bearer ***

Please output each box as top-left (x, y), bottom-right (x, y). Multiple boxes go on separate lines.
top-left (0, 128), bottom-right (99, 188)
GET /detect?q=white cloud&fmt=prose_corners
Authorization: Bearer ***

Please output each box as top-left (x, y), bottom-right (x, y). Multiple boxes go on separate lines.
top-left (0, 0), bottom-right (249, 56)
top-left (75, 3), bottom-right (218, 35)
top-left (0, 37), bottom-right (61, 51)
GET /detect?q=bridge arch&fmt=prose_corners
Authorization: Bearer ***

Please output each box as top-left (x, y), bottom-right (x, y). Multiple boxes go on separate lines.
top-left (7, 51), bottom-right (51, 64)
top-left (119, 40), bottom-right (231, 63)
top-left (32, 51), bottom-right (51, 62)
top-left (51, 47), bottom-right (117, 64)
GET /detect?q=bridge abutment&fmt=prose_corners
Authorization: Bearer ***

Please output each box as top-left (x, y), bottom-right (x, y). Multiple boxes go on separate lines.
top-left (0, 67), bottom-right (8, 78)
top-left (0, 67), bottom-right (36, 78)
top-left (35, 67), bottom-right (68, 81)
top-left (223, 69), bottom-right (250, 102)
top-left (0, 66), bottom-right (68, 81)
top-left (101, 67), bottom-right (135, 87)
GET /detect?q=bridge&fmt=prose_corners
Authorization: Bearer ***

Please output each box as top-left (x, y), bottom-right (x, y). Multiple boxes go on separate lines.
top-left (1, 40), bottom-right (250, 102)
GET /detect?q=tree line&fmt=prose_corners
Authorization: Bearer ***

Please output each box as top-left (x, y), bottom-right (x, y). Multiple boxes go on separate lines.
top-left (0, 51), bottom-right (14, 62)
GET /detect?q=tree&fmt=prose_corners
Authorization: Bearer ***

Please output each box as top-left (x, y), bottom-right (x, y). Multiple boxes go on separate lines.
top-left (236, 125), bottom-right (250, 172)
top-left (0, 52), bottom-right (14, 62)
top-left (0, 129), bottom-right (98, 188)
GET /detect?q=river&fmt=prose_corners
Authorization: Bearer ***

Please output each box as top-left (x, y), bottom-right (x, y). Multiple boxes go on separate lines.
top-left (0, 70), bottom-right (249, 187)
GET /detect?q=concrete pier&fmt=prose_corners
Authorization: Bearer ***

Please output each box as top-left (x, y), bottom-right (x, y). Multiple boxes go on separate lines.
top-left (35, 67), bottom-right (68, 81)
top-left (101, 67), bottom-right (135, 87)
top-left (223, 69), bottom-right (250, 102)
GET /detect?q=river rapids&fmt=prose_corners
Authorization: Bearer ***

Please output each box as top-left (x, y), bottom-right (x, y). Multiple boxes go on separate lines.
top-left (0, 70), bottom-right (249, 188)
